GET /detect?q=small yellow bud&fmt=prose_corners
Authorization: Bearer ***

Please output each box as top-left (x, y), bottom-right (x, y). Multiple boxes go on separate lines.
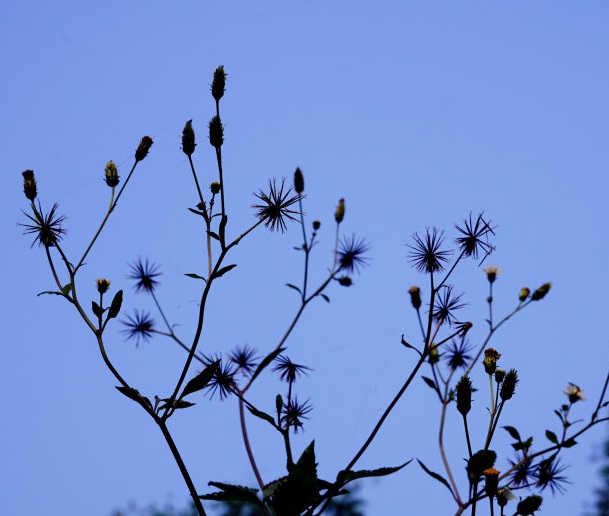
top-left (104, 161), bottom-right (119, 187)
top-left (96, 278), bottom-right (111, 294)
top-left (22, 170), bottom-right (37, 200)
top-left (519, 287), bottom-right (530, 302)
top-left (408, 286), bottom-right (422, 310)
top-left (335, 198), bottom-right (345, 223)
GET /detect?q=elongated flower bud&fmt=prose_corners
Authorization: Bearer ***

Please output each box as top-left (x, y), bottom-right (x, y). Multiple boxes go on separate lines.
top-left (182, 120), bottom-right (196, 156)
top-left (500, 369), bottom-right (518, 401)
top-left (456, 375), bottom-right (473, 416)
top-left (335, 198), bottom-right (345, 223)
top-left (519, 287), bottom-right (530, 302)
top-left (22, 170), bottom-right (37, 200)
top-left (408, 286), bottom-right (421, 309)
top-left (135, 136), bottom-right (153, 162)
top-left (211, 65), bottom-right (226, 102)
top-left (531, 282), bottom-right (551, 301)
top-left (104, 161), bottom-right (119, 187)
top-left (208, 116), bottom-right (224, 148)
top-left (294, 167), bottom-right (304, 194)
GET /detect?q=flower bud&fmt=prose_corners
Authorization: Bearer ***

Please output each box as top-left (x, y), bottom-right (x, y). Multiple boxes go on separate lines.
top-left (564, 383), bottom-right (585, 403)
top-left (483, 468), bottom-right (500, 497)
top-left (338, 275), bottom-right (352, 287)
top-left (135, 136), bottom-right (153, 162)
top-left (456, 375), bottom-right (473, 416)
top-left (22, 170), bottom-right (37, 200)
top-left (484, 266), bottom-right (501, 284)
top-left (96, 278), bottom-right (111, 294)
top-left (531, 282), bottom-right (551, 301)
top-left (211, 65), bottom-right (226, 102)
top-left (519, 287), bottom-right (530, 302)
top-left (408, 286), bottom-right (422, 310)
top-left (335, 198), bottom-right (345, 223)
top-left (482, 348), bottom-right (501, 375)
top-left (210, 182), bottom-right (221, 195)
top-left (208, 115), bottom-right (224, 148)
top-left (516, 495), bottom-right (543, 515)
top-left (428, 345), bottom-right (440, 365)
top-left (182, 119), bottom-right (196, 157)
top-left (494, 368), bottom-right (506, 384)
top-left (500, 369), bottom-right (518, 401)
top-left (312, 220), bottom-right (321, 231)
top-left (104, 161), bottom-right (119, 187)
top-left (294, 167), bottom-right (304, 194)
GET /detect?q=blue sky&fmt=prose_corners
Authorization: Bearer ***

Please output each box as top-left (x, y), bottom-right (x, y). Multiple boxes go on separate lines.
top-left (3, 1), bottom-right (609, 515)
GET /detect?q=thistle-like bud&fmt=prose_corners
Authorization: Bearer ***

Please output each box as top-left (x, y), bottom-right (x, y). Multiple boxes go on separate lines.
top-left (484, 266), bottom-right (501, 284)
top-left (500, 369), bottom-right (518, 401)
top-left (208, 115), bottom-right (224, 148)
top-left (96, 278), bottom-right (111, 294)
top-left (135, 136), bottom-right (153, 162)
top-left (22, 170), bottom-right (37, 200)
top-left (515, 495), bottom-right (543, 515)
top-left (294, 167), bottom-right (304, 194)
top-left (104, 161), bottom-right (119, 187)
top-left (182, 120), bottom-right (196, 157)
top-left (210, 182), bottom-right (221, 195)
top-left (211, 65), bottom-right (226, 102)
top-left (494, 369), bottom-right (506, 384)
top-left (519, 287), bottom-right (530, 302)
top-left (456, 375), bottom-right (473, 416)
top-left (335, 198), bottom-right (345, 223)
top-left (338, 276), bottom-right (352, 287)
top-left (531, 282), bottom-right (551, 301)
top-left (482, 348), bottom-right (501, 375)
top-left (483, 468), bottom-right (500, 497)
top-left (428, 345), bottom-right (440, 365)
top-left (312, 220), bottom-right (321, 231)
top-left (408, 286), bottom-right (422, 310)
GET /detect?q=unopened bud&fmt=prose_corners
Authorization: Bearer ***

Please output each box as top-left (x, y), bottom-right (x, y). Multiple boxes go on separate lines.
top-left (494, 369), bottom-right (506, 384)
top-left (516, 495), bottom-right (543, 515)
top-left (337, 276), bottom-right (352, 287)
top-left (408, 286), bottom-right (421, 310)
top-left (482, 348), bottom-right (501, 375)
top-left (519, 287), bottom-right (530, 302)
top-left (22, 170), bottom-right (37, 200)
top-left (182, 120), bottom-right (196, 157)
top-left (135, 136), bottom-right (153, 162)
top-left (210, 182), bottom-right (221, 195)
top-left (484, 266), bottom-right (501, 284)
top-left (531, 282), bottom-right (551, 301)
top-left (456, 375), bottom-right (473, 416)
top-left (335, 198), bottom-right (345, 223)
top-left (96, 278), bottom-right (111, 294)
top-left (208, 115), bottom-right (224, 148)
top-left (211, 65), bottom-right (226, 102)
top-left (294, 167), bottom-right (304, 194)
top-left (104, 161), bottom-right (119, 187)
top-left (500, 369), bottom-right (518, 401)
top-left (312, 220), bottom-right (321, 231)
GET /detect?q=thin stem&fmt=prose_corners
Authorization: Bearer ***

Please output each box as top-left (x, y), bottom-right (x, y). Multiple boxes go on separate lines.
top-left (188, 155), bottom-right (204, 204)
top-left (238, 397), bottom-right (265, 490)
top-left (439, 401), bottom-right (464, 505)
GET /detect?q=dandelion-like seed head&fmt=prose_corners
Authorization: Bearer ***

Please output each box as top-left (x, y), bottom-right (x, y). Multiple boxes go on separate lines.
top-left (337, 235), bottom-right (371, 274)
top-left (253, 178), bottom-right (300, 233)
top-left (21, 202), bottom-right (67, 248)
top-left (432, 286), bottom-right (466, 326)
top-left (205, 359), bottom-right (237, 400)
top-left (128, 258), bottom-right (161, 293)
top-left (228, 345), bottom-right (259, 376)
top-left (445, 339), bottom-right (473, 370)
top-left (534, 457), bottom-right (570, 495)
top-left (407, 228), bottom-right (452, 274)
top-left (281, 397), bottom-right (313, 433)
top-left (455, 212), bottom-right (496, 261)
top-left (121, 310), bottom-right (155, 346)
top-left (272, 355), bottom-right (312, 384)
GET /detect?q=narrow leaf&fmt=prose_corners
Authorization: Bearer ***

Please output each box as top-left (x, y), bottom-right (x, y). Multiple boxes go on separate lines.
top-left (61, 283), bottom-right (73, 296)
top-left (211, 263), bottom-right (237, 280)
top-left (503, 425), bottom-right (522, 441)
top-left (115, 386), bottom-right (143, 404)
top-left (246, 405), bottom-right (277, 427)
top-left (208, 231), bottom-right (221, 241)
top-left (250, 347), bottom-right (285, 383)
top-left (92, 301), bottom-right (104, 317)
top-left (185, 273), bottom-right (207, 282)
top-left (417, 459), bottom-right (454, 495)
top-left (545, 430), bottom-right (558, 444)
top-left (562, 437), bottom-right (577, 448)
top-left (199, 481), bottom-right (263, 510)
top-left (188, 207), bottom-right (206, 217)
top-left (320, 294), bottom-right (330, 303)
top-left (338, 460), bottom-right (412, 484)
top-left (37, 290), bottom-right (64, 297)
top-left (159, 399), bottom-right (195, 410)
top-left (181, 360), bottom-right (220, 399)
top-left (107, 289), bottom-right (123, 320)
top-left (286, 283), bottom-right (302, 295)
top-left (422, 376), bottom-right (437, 390)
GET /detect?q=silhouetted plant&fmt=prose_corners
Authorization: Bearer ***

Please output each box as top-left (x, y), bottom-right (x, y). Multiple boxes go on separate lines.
top-left (21, 67), bottom-right (609, 515)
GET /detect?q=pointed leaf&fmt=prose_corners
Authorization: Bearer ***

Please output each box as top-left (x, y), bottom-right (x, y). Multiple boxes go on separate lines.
top-left (210, 263), bottom-right (237, 280)
top-left (199, 481), bottom-right (264, 510)
top-left (181, 360), bottom-right (220, 399)
top-left (337, 460), bottom-right (412, 484)
top-left (92, 301), bottom-right (104, 317)
top-left (319, 293), bottom-right (330, 303)
top-left (286, 283), bottom-right (302, 295)
top-left (545, 430), bottom-right (558, 444)
top-left (417, 459), bottom-right (454, 495)
top-left (188, 207), bottom-right (206, 217)
top-left (562, 437), bottom-right (577, 448)
top-left (115, 385), bottom-right (145, 406)
top-left (61, 283), bottom-right (73, 296)
top-left (207, 231), bottom-right (221, 241)
top-left (247, 405), bottom-right (277, 427)
top-left (185, 273), bottom-right (207, 282)
top-left (250, 347), bottom-right (285, 383)
top-left (296, 440), bottom-right (317, 476)
top-left (159, 399), bottom-right (195, 410)
top-left (422, 376), bottom-right (437, 391)
top-left (503, 425), bottom-right (522, 441)
top-left (107, 289), bottom-right (123, 320)
top-left (37, 290), bottom-right (65, 297)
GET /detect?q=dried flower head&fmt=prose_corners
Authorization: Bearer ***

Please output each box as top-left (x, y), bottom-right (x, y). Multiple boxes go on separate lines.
top-left (22, 170), bottom-right (37, 200)
top-left (408, 286), bottom-right (422, 310)
top-left (408, 228), bottom-right (452, 274)
top-left (272, 355), bottom-right (312, 384)
top-left (21, 202), bottom-right (67, 248)
top-left (337, 235), bottom-right (371, 274)
top-left (484, 265), bottom-right (501, 284)
top-left (228, 345), bottom-right (259, 376)
top-left (182, 119), bottom-right (196, 157)
top-left (121, 310), bottom-right (155, 346)
top-left (482, 348), bottom-right (501, 375)
top-left (509, 456), bottom-right (534, 488)
top-left (253, 178), bottom-right (300, 233)
top-left (205, 359), bottom-right (237, 400)
top-left (455, 212), bottom-right (496, 261)
top-left (210, 181), bottom-right (221, 195)
top-left (281, 397), bottom-right (313, 433)
top-left (564, 383), bottom-right (585, 403)
top-left (534, 457), bottom-right (569, 495)
top-left (104, 161), bottom-right (119, 187)
top-left (432, 286), bottom-right (466, 326)
top-left (96, 278), bottom-right (111, 294)
top-left (445, 339), bottom-right (473, 370)
top-left (211, 65), bottom-right (226, 103)
top-left (128, 258), bottom-right (161, 293)
top-left (135, 136), bottom-right (153, 162)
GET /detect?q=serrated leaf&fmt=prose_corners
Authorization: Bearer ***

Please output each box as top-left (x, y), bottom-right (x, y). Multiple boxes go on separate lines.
top-left (503, 425), bottom-right (522, 441)
top-left (417, 459), bottom-right (454, 495)
top-left (337, 460), bottom-right (412, 484)
top-left (545, 430), bottom-right (558, 444)
top-left (562, 437), bottom-right (577, 448)
top-left (208, 231), bottom-right (221, 241)
top-left (181, 360), bottom-right (220, 399)
top-left (250, 347), bottom-right (285, 383)
top-left (92, 301), bottom-right (104, 317)
top-left (61, 283), bottom-right (73, 295)
top-left (199, 481), bottom-right (264, 510)
top-left (210, 263), bottom-right (237, 280)
top-left (296, 440), bottom-right (317, 475)
top-left (319, 294), bottom-right (330, 303)
top-left (422, 376), bottom-right (437, 390)
top-left (184, 273), bottom-right (207, 282)
top-left (107, 289), bottom-right (123, 320)
top-left (247, 405), bottom-right (277, 427)
top-left (286, 283), bottom-right (302, 295)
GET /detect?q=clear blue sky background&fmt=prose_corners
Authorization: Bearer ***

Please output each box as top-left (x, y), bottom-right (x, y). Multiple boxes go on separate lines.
top-left (2, 2), bottom-right (609, 515)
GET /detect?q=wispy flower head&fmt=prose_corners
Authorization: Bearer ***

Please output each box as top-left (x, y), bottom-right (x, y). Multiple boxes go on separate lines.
top-left (484, 265), bottom-right (501, 283)
top-left (564, 383), bottom-right (585, 403)
top-left (272, 355), bottom-right (312, 384)
top-left (534, 457), bottom-right (569, 495)
top-left (228, 345), bottom-right (259, 376)
top-left (337, 235), bottom-right (371, 274)
top-left (121, 310), bottom-right (155, 346)
top-left (22, 202), bottom-right (67, 248)
top-left (408, 228), bottom-right (452, 274)
top-left (432, 286), bottom-right (466, 325)
top-left (455, 212), bottom-right (496, 261)
top-left (445, 339), bottom-right (473, 370)
top-left (253, 178), bottom-right (300, 232)
top-left (509, 456), bottom-right (534, 488)
top-left (128, 258), bottom-right (161, 293)
top-left (205, 359), bottom-right (237, 400)
top-left (281, 397), bottom-right (313, 433)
